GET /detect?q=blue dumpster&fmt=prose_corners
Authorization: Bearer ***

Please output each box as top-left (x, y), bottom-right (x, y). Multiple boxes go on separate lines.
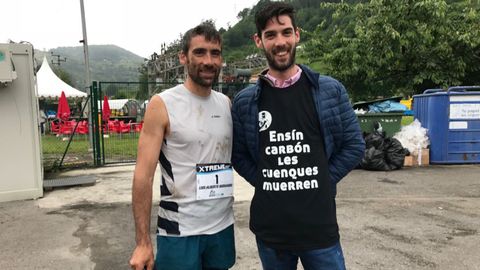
top-left (413, 86), bottom-right (480, 164)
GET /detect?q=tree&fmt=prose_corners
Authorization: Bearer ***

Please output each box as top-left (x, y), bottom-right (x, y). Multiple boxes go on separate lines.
top-left (105, 84), bottom-right (119, 97)
top-left (52, 66), bottom-right (74, 87)
top-left (136, 63), bottom-right (149, 101)
top-left (304, 0), bottom-right (480, 100)
top-left (237, 8), bottom-right (251, 20)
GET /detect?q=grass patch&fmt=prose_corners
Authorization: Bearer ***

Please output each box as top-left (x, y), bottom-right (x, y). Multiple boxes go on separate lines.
top-left (42, 135), bottom-right (90, 154)
top-left (102, 134), bottom-right (139, 159)
top-left (42, 133), bottom-right (139, 171)
top-left (42, 134), bottom-right (139, 156)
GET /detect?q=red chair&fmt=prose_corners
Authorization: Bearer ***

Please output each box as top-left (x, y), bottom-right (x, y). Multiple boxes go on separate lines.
top-left (59, 120), bottom-right (76, 135)
top-left (118, 120), bottom-right (131, 133)
top-left (133, 121), bottom-right (144, 133)
top-left (59, 123), bottom-right (73, 135)
top-left (76, 120), bottom-right (88, 135)
top-left (107, 120), bottom-right (119, 133)
top-left (50, 121), bottom-right (60, 134)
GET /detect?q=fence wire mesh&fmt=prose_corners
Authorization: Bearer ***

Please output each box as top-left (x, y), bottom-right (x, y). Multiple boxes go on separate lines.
top-left (41, 81), bottom-right (254, 172)
top-left (40, 94), bottom-right (94, 175)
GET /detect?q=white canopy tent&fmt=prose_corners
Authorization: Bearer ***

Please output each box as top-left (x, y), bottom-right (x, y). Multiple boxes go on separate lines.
top-left (36, 56), bottom-right (87, 98)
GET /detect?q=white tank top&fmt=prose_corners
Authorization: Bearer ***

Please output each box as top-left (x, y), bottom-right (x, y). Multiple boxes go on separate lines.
top-left (156, 84), bottom-right (234, 236)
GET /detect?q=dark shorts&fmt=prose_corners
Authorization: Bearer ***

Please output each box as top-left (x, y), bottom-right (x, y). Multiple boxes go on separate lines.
top-left (155, 224), bottom-right (235, 270)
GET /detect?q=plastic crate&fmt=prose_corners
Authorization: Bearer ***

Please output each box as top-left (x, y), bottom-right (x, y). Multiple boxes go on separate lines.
top-left (413, 86), bottom-right (480, 164)
top-left (357, 113), bottom-right (403, 137)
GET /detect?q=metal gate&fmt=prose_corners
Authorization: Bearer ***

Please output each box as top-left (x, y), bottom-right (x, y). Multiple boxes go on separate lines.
top-left (41, 86), bottom-right (94, 174)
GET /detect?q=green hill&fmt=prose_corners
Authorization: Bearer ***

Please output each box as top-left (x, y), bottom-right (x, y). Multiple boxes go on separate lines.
top-left (221, 0), bottom-right (340, 63)
top-left (35, 45), bottom-right (144, 90)
top-left (32, 0), bottom-right (341, 89)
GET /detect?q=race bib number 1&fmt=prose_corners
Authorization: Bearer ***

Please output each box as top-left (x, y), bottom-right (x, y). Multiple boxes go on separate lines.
top-left (196, 163), bottom-right (233, 200)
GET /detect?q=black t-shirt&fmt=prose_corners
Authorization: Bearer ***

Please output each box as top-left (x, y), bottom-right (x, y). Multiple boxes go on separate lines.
top-left (253, 73), bottom-right (339, 250)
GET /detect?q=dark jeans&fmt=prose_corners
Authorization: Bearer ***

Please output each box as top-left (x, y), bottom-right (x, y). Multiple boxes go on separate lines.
top-left (256, 238), bottom-right (346, 270)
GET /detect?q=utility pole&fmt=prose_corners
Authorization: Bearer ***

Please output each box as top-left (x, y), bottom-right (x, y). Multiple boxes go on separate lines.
top-left (79, 0), bottom-right (93, 150)
top-left (50, 51), bottom-right (67, 66)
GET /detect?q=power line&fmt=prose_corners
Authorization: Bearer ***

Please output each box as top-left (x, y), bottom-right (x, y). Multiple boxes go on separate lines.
top-left (51, 51), bottom-right (67, 66)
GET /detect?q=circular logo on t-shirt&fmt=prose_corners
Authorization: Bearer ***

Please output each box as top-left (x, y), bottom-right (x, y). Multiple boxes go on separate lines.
top-left (258, 110), bottom-right (272, 132)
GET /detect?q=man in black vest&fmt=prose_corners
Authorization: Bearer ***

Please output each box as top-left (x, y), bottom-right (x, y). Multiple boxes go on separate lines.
top-left (231, 2), bottom-right (365, 270)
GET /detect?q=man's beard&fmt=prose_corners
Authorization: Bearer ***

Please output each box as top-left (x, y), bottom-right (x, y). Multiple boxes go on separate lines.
top-left (264, 45), bottom-right (296, 72)
top-left (187, 62), bottom-right (220, 88)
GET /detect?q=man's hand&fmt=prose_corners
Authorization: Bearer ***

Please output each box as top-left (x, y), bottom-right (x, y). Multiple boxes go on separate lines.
top-left (129, 243), bottom-right (155, 270)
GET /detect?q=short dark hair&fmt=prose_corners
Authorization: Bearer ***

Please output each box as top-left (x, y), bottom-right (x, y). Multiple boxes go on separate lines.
top-left (181, 22), bottom-right (222, 54)
top-left (255, 1), bottom-right (296, 37)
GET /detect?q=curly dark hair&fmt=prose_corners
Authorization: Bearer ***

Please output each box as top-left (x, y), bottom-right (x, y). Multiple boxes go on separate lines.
top-left (255, 1), bottom-right (296, 37)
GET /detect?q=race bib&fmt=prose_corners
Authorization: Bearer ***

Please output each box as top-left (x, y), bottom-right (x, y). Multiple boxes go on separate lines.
top-left (196, 163), bottom-right (233, 200)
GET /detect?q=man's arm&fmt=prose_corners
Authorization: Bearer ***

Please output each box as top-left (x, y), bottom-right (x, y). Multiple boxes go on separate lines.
top-left (231, 94), bottom-right (257, 186)
top-left (329, 82), bottom-right (365, 184)
top-left (129, 95), bottom-right (169, 270)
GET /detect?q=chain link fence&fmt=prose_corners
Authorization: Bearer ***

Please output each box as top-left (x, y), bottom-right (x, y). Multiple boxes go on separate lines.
top-left (41, 81), bottom-right (254, 173)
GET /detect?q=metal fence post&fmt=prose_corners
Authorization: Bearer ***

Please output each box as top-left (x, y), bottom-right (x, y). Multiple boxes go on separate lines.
top-left (89, 84), bottom-right (96, 165)
top-left (91, 81), bottom-right (102, 166)
top-left (99, 82), bottom-right (106, 165)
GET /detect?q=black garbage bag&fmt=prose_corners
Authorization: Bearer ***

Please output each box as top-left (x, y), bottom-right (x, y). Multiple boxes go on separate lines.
top-left (364, 131), bottom-right (386, 150)
top-left (361, 130), bottom-right (408, 171)
top-left (384, 137), bottom-right (408, 170)
top-left (361, 147), bottom-right (390, 171)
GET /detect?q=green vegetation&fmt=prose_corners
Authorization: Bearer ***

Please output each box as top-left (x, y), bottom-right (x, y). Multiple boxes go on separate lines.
top-left (42, 134), bottom-right (138, 156)
top-left (42, 133), bottom-right (138, 172)
top-left (221, 0), bottom-right (331, 62)
top-left (42, 135), bottom-right (92, 172)
top-left (102, 135), bottom-right (139, 157)
top-left (37, 0), bottom-right (479, 103)
top-left (303, 0), bottom-right (480, 101)
top-left (35, 45), bottom-right (144, 90)
top-left (220, 0), bottom-right (480, 101)
top-left (42, 135), bottom-right (90, 154)
top-left (51, 66), bottom-right (74, 86)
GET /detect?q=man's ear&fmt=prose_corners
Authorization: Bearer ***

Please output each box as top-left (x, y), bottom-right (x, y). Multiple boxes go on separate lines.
top-left (179, 51), bottom-right (186, 65)
top-left (295, 27), bottom-right (300, 44)
top-left (253, 33), bottom-right (263, 49)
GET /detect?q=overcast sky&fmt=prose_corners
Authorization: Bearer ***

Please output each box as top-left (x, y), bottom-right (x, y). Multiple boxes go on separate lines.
top-left (1, 0), bottom-right (259, 58)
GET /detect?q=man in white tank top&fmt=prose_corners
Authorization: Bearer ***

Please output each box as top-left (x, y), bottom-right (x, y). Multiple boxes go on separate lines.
top-left (129, 22), bottom-right (235, 270)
